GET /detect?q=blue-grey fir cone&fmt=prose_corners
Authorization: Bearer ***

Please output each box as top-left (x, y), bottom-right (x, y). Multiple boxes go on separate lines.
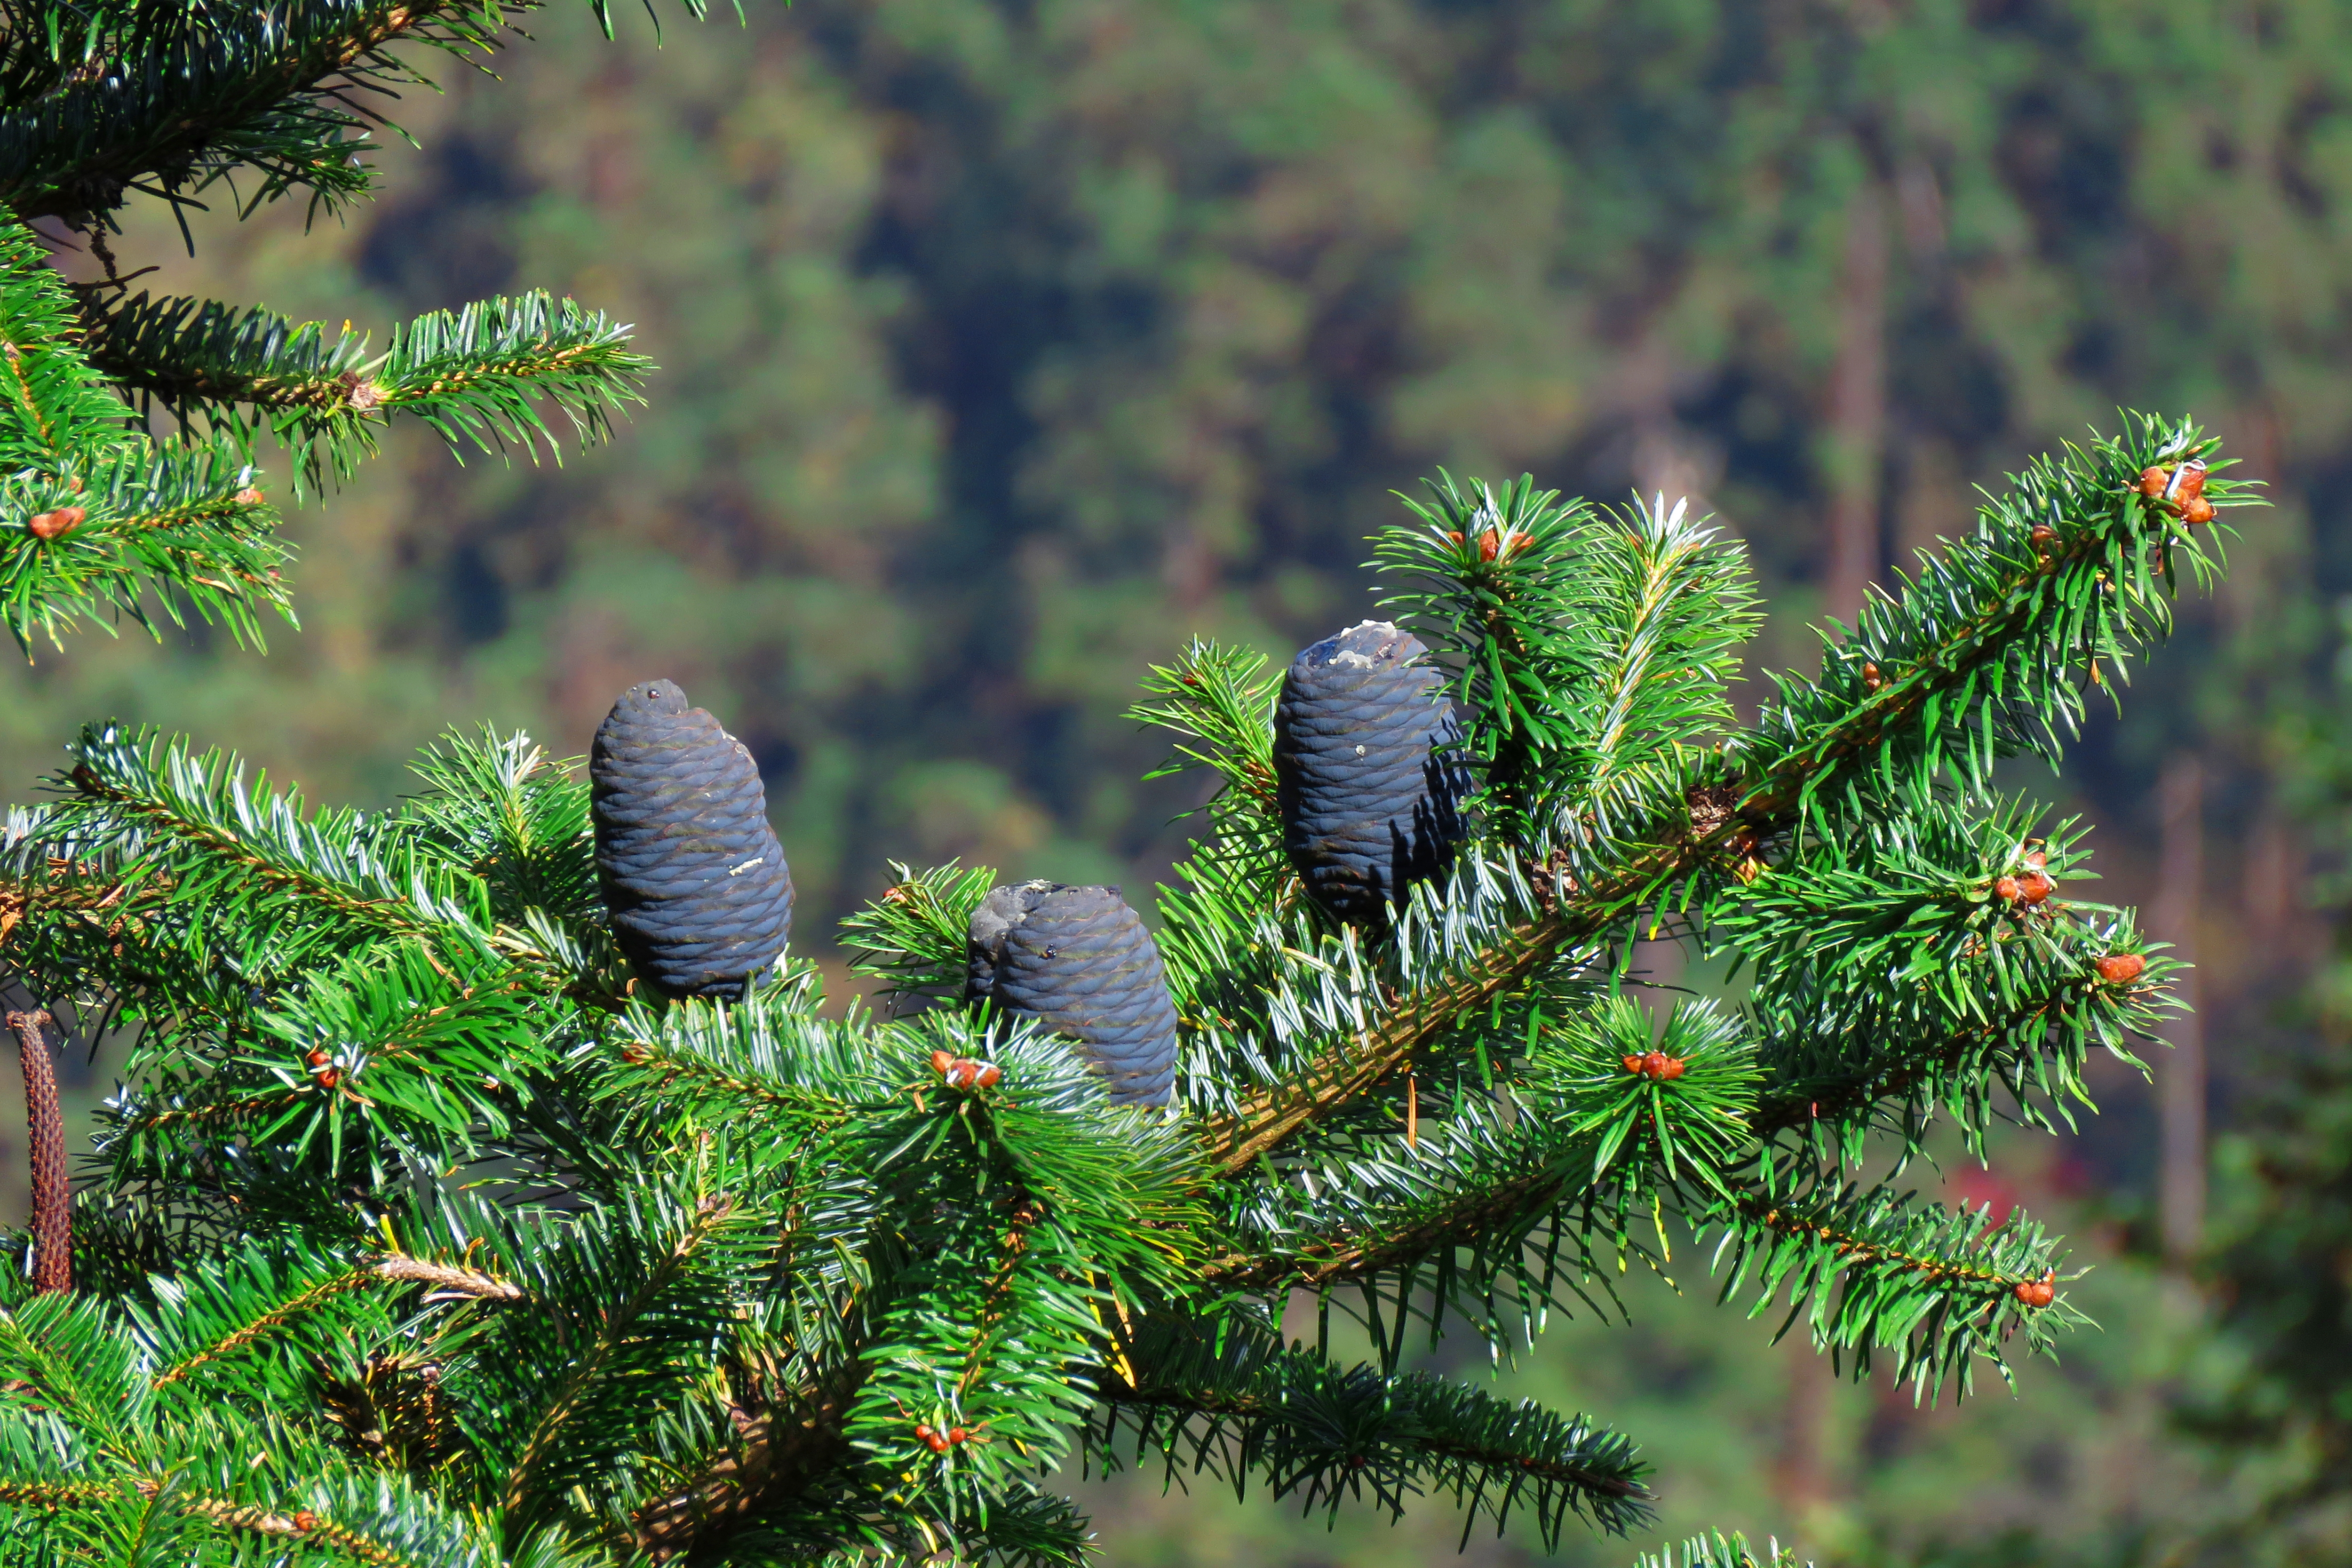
top-left (1273, 621), bottom-right (1468, 925)
top-left (590, 679), bottom-right (793, 1002)
top-left (967, 880), bottom-right (1178, 1106)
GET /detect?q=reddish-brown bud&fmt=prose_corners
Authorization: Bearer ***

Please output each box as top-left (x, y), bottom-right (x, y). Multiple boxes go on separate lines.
top-left (948, 1426), bottom-right (969, 1445)
top-left (27, 505), bottom-right (85, 540)
top-left (2095, 953), bottom-right (2145, 985)
top-left (973, 1062), bottom-right (1002, 1089)
top-left (1622, 1054), bottom-right (1647, 1077)
top-left (1655, 1055), bottom-right (1687, 1081)
top-left (305, 1048), bottom-right (331, 1068)
top-left (2180, 496), bottom-right (2215, 526)
top-left (945, 1059), bottom-right (978, 1089)
top-left (291, 1511), bottom-right (319, 1532)
top-left (1994, 876), bottom-right (2021, 904)
top-left (234, 486), bottom-right (265, 505)
top-left (2138, 466), bottom-right (2169, 498)
top-left (2014, 1271), bottom-right (2056, 1308)
top-left (2029, 525), bottom-right (2058, 553)
top-left (2015, 870), bottom-right (2054, 906)
top-left (930, 1050), bottom-right (955, 1076)
top-left (313, 1066), bottom-right (341, 1088)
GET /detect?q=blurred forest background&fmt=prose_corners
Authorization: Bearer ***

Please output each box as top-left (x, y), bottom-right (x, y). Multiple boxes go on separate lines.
top-left (8, 0), bottom-right (2352, 1563)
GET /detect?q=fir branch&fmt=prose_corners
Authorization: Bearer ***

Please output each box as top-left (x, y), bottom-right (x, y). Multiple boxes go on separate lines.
top-left (1201, 419), bottom-right (2238, 1174)
top-left (140, 1250), bottom-right (378, 1393)
top-left (77, 287), bottom-right (652, 492)
top-left (1099, 1316), bottom-right (1654, 1545)
top-left (38, 722), bottom-right (491, 952)
top-left (1744, 411), bottom-right (2250, 828)
top-left (0, 3), bottom-right (504, 224)
top-left (1695, 1170), bottom-right (2078, 1400)
top-left (0, 215), bottom-right (294, 651)
top-left (840, 860), bottom-right (997, 1004)
top-left (403, 728), bottom-right (598, 925)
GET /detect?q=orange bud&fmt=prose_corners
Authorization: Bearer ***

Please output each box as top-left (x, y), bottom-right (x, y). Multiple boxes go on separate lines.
top-left (305, 1048), bottom-right (332, 1068)
top-left (234, 486), bottom-right (265, 505)
top-left (945, 1059), bottom-right (978, 1089)
top-left (2180, 496), bottom-right (2215, 526)
top-left (930, 1050), bottom-right (955, 1076)
top-left (2095, 953), bottom-right (2145, 985)
top-left (2022, 848), bottom-right (2047, 872)
top-left (314, 1066), bottom-right (341, 1088)
top-left (973, 1062), bottom-right (1002, 1089)
top-left (27, 505), bottom-right (84, 540)
top-left (1655, 1055), bottom-right (1687, 1081)
top-left (948, 1426), bottom-right (969, 1444)
top-left (1622, 1054), bottom-right (1647, 1076)
top-left (1861, 661), bottom-right (1882, 692)
top-left (2138, 466), bottom-right (2169, 498)
top-left (1478, 530), bottom-right (1501, 562)
top-left (291, 1511), bottom-right (318, 1532)
top-left (2029, 525), bottom-right (2058, 553)
top-left (2015, 871), bottom-right (2054, 906)
top-left (1994, 876), bottom-right (2021, 904)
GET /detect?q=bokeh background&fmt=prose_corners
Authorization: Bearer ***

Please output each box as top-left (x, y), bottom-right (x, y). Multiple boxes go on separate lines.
top-left (8, 2), bottom-right (2352, 1563)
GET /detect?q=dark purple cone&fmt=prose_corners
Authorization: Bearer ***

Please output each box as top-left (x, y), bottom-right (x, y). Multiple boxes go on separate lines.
top-left (1273, 621), bottom-right (1468, 925)
top-left (590, 679), bottom-right (793, 1001)
top-left (967, 881), bottom-right (1178, 1107)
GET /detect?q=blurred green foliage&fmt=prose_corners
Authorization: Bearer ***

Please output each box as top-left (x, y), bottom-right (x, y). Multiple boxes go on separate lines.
top-left (7, 0), bottom-right (2352, 1562)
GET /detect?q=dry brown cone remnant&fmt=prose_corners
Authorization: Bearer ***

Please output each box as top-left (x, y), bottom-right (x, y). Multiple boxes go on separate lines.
top-left (4, 1010), bottom-right (69, 1292)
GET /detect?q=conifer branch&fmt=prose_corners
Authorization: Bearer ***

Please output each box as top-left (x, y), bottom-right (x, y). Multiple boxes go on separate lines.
top-left (1098, 1318), bottom-right (1655, 1544)
top-left (75, 288), bottom-right (652, 491)
top-left (0, 3), bottom-right (498, 224)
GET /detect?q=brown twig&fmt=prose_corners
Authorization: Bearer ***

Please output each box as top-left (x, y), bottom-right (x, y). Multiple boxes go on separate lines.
top-left (5, 1010), bottom-right (69, 1294)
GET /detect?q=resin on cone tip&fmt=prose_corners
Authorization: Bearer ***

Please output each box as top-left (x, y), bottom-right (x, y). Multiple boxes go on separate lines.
top-left (967, 879), bottom-right (1177, 1106)
top-left (590, 679), bottom-right (794, 1002)
top-left (1273, 621), bottom-right (1468, 925)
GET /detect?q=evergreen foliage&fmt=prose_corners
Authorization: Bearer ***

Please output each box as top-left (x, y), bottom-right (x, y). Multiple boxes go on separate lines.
top-left (0, 405), bottom-right (2251, 1561)
top-left (0, 1), bottom-right (699, 656)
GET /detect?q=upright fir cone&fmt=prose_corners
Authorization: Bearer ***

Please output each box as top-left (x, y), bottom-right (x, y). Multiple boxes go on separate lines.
top-left (1273, 621), bottom-right (1468, 925)
top-left (967, 881), bottom-right (1178, 1106)
top-left (590, 680), bottom-right (793, 1001)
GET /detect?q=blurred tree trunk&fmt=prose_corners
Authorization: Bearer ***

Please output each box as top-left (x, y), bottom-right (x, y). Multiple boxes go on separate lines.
top-left (2157, 755), bottom-right (2205, 1265)
top-left (1824, 177), bottom-right (1888, 629)
top-left (1775, 1336), bottom-right (1833, 1518)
